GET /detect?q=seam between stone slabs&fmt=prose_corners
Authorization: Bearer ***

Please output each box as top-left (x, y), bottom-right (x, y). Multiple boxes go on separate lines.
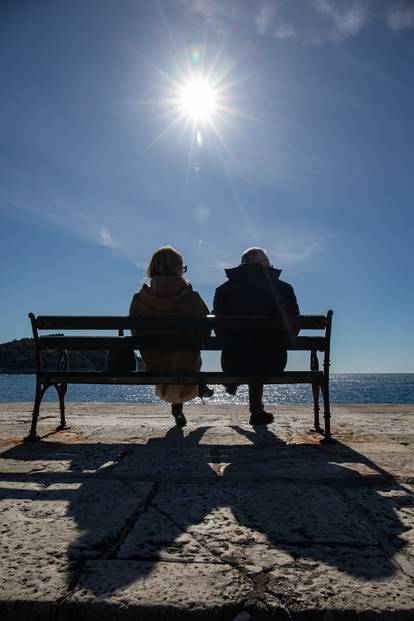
top-left (53, 483), bottom-right (159, 612)
top-left (151, 496), bottom-right (291, 615)
top-left (62, 478), bottom-right (159, 560)
top-left (118, 503), bottom-right (228, 564)
top-left (106, 482), bottom-right (160, 560)
top-left (53, 558), bottom-right (86, 614)
top-left (102, 446), bottom-right (135, 470)
top-left (105, 556), bottom-right (226, 564)
top-left (247, 540), bottom-right (382, 549)
top-left (152, 502), bottom-right (250, 572)
top-left (3, 470), bottom-right (412, 486)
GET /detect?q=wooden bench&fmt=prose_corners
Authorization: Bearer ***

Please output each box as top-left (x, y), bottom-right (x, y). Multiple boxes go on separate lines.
top-left (26, 311), bottom-right (333, 441)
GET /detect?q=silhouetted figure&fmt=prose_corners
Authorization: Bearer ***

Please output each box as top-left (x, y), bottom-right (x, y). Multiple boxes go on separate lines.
top-left (129, 245), bottom-right (213, 427)
top-left (213, 247), bottom-right (299, 425)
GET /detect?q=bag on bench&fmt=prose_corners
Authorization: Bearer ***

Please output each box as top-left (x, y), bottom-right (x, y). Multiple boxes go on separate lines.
top-left (106, 349), bottom-right (137, 373)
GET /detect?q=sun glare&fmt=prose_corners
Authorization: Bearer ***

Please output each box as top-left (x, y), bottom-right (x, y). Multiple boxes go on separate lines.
top-left (144, 45), bottom-right (246, 157)
top-left (177, 79), bottom-right (218, 122)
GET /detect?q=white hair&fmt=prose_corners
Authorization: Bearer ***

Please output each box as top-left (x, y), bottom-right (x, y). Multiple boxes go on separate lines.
top-left (240, 247), bottom-right (270, 266)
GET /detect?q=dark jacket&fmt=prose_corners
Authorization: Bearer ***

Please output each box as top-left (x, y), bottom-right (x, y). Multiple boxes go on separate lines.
top-left (213, 264), bottom-right (299, 374)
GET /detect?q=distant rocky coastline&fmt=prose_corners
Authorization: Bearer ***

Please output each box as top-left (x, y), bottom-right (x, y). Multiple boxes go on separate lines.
top-left (0, 337), bottom-right (110, 373)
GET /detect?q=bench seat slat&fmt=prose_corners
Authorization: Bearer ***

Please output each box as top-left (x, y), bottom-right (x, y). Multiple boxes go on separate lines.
top-left (40, 371), bottom-right (324, 385)
top-left (34, 315), bottom-right (327, 331)
top-left (38, 335), bottom-right (326, 352)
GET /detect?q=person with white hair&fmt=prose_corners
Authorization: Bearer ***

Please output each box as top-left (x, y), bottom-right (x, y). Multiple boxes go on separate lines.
top-left (213, 247), bottom-right (299, 425)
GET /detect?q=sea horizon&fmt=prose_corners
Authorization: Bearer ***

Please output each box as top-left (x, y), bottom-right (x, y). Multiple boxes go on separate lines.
top-left (1, 373), bottom-right (413, 405)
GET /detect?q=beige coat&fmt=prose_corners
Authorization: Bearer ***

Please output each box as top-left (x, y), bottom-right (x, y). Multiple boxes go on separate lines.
top-left (129, 275), bottom-right (209, 403)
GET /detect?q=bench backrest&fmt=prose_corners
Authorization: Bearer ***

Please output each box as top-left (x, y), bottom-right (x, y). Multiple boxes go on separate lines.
top-left (29, 312), bottom-right (333, 363)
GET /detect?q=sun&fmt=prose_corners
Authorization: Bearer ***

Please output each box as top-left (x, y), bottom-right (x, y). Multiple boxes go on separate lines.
top-left (177, 79), bottom-right (218, 123)
top-left (142, 46), bottom-right (246, 153)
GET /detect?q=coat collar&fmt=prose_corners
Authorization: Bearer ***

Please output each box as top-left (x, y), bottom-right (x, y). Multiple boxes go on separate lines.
top-left (224, 264), bottom-right (282, 280)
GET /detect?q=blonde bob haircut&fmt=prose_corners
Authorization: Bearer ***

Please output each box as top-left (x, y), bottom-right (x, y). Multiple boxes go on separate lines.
top-left (147, 246), bottom-right (185, 278)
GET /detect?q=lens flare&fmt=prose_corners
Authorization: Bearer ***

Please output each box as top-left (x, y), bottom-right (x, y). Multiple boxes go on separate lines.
top-left (191, 47), bottom-right (201, 64)
top-left (196, 129), bottom-right (204, 147)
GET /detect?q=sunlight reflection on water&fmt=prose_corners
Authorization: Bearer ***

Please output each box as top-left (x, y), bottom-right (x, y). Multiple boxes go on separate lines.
top-left (0, 374), bottom-right (413, 404)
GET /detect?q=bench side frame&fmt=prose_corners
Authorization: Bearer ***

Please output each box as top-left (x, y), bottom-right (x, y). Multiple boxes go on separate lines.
top-left (27, 313), bottom-right (69, 440)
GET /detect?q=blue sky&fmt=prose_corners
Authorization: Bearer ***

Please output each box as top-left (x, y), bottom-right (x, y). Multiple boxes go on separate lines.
top-left (1, 0), bottom-right (413, 372)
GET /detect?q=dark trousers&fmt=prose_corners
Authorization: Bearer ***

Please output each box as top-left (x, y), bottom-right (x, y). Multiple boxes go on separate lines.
top-left (222, 348), bottom-right (287, 415)
top-left (249, 384), bottom-right (264, 414)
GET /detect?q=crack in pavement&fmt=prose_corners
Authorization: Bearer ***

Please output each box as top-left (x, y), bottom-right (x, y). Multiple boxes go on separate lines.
top-left (54, 558), bottom-right (86, 612)
top-left (149, 501), bottom-right (293, 615)
top-left (106, 482), bottom-right (160, 560)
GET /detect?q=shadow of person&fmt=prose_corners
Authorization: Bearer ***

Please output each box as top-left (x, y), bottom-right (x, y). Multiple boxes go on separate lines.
top-left (1, 425), bottom-right (412, 597)
top-left (221, 426), bottom-right (414, 578)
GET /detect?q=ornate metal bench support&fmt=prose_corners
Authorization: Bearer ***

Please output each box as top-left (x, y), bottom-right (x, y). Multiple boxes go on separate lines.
top-left (321, 310), bottom-right (333, 443)
top-left (25, 380), bottom-right (68, 441)
top-left (25, 314), bottom-right (69, 441)
top-left (55, 383), bottom-right (68, 430)
top-left (321, 383), bottom-right (331, 442)
top-left (55, 350), bottom-right (69, 431)
top-left (25, 377), bottom-right (49, 441)
top-left (310, 350), bottom-right (322, 433)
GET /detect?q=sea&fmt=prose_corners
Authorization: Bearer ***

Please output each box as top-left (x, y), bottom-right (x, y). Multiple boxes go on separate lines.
top-left (0, 374), bottom-right (413, 404)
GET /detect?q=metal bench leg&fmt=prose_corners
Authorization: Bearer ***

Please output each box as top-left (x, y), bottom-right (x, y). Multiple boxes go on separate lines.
top-left (312, 384), bottom-right (322, 433)
top-left (56, 383), bottom-right (69, 431)
top-left (321, 309), bottom-right (333, 443)
top-left (321, 383), bottom-right (332, 443)
top-left (24, 378), bottom-right (48, 441)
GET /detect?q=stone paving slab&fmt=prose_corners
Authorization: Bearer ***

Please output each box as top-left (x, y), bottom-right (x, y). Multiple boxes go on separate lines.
top-left (0, 402), bottom-right (414, 620)
top-left (267, 547), bottom-right (414, 620)
top-left (61, 560), bottom-right (255, 621)
top-left (112, 447), bottom-right (219, 481)
top-left (343, 442), bottom-right (414, 478)
top-left (147, 482), bottom-right (377, 547)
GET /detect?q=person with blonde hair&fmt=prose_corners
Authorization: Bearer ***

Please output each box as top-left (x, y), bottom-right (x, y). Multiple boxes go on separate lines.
top-left (129, 246), bottom-right (213, 426)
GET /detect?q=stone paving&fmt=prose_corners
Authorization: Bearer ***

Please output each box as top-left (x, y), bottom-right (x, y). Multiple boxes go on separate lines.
top-left (0, 402), bottom-right (414, 620)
